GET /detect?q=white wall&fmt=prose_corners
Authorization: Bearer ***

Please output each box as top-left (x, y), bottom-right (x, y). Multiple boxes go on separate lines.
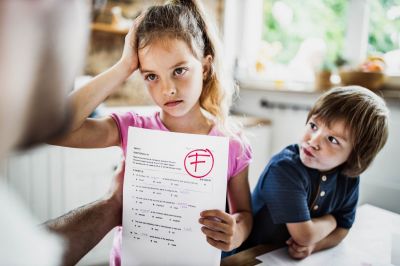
top-left (358, 102), bottom-right (400, 212)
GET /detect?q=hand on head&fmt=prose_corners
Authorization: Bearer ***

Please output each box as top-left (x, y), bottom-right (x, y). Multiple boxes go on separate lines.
top-left (120, 13), bottom-right (145, 73)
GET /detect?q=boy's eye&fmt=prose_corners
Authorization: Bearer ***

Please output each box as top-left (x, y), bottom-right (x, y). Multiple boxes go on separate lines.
top-left (174, 67), bottom-right (187, 76)
top-left (309, 122), bottom-right (317, 130)
top-left (145, 74), bottom-right (157, 81)
top-left (328, 136), bottom-right (339, 145)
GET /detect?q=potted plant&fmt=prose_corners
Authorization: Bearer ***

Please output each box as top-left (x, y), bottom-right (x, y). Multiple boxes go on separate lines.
top-left (315, 60), bottom-right (334, 91)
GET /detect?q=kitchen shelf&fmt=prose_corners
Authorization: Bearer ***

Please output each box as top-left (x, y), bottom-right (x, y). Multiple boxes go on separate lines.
top-left (239, 79), bottom-right (400, 100)
top-left (91, 22), bottom-right (129, 35)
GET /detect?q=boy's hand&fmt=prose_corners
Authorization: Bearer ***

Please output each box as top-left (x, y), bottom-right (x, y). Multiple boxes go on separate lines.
top-left (120, 14), bottom-right (144, 73)
top-left (199, 209), bottom-right (238, 252)
top-left (286, 237), bottom-right (315, 259)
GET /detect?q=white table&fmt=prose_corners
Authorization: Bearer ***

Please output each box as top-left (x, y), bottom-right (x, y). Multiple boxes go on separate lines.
top-left (222, 204), bottom-right (400, 266)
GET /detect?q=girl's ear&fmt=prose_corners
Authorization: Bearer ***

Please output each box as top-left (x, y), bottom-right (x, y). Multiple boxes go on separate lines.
top-left (202, 55), bottom-right (213, 80)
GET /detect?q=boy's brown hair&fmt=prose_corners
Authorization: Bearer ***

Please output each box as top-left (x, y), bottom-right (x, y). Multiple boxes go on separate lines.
top-left (306, 86), bottom-right (389, 177)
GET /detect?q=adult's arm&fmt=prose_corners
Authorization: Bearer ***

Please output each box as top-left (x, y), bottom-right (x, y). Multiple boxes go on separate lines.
top-left (43, 161), bottom-right (124, 266)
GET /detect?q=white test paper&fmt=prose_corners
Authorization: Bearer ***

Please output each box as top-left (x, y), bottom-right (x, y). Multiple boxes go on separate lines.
top-left (122, 127), bottom-right (229, 266)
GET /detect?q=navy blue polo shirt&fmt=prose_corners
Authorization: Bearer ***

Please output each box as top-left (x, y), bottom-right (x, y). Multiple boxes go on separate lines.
top-left (242, 144), bottom-right (359, 249)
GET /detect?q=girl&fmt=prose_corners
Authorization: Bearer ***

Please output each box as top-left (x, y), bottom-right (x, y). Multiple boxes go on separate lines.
top-left (52, 0), bottom-right (253, 264)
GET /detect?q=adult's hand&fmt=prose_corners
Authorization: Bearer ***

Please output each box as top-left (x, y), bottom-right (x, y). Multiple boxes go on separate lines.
top-left (44, 159), bottom-right (126, 266)
top-left (104, 159), bottom-right (125, 225)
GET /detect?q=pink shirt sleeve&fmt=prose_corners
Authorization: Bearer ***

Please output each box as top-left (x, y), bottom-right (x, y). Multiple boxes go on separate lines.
top-left (110, 111), bottom-right (166, 156)
top-left (227, 137), bottom-right (252, 181)
top-left (110, 112), bottom-right (137, 156)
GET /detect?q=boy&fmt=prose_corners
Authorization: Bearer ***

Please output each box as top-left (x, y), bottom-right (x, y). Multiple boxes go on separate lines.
top-left (242, 86), bottom-right (389, 259)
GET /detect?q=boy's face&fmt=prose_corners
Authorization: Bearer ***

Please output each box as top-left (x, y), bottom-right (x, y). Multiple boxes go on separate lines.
top-left (299, 115), bottom-right (353, 172)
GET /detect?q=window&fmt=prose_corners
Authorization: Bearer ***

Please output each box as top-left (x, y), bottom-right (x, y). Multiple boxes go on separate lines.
top-left (227, 0), bottom-right (400, 87)
top-left (262, 0), bottom-right (347, 65)
top-left (255, 0), bottom-right (348, 83)
top-left (369, 0), bottom-right (400, 75)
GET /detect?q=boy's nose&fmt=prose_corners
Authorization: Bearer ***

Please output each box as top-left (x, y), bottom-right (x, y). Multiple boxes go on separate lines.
top-left (308, 133), bottom-right (321, 151)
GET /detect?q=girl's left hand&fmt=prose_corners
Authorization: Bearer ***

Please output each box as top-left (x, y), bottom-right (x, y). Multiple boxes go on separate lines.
top-left (199, 209), bottom-right (238, 252)
top-left (286, 238), bottom-right (315, 259)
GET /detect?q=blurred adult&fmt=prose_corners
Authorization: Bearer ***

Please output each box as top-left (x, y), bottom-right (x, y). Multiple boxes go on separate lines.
top-left (0, 1), bottom-right (123, 265)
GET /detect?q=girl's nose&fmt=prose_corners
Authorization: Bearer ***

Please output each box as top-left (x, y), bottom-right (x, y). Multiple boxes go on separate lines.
top-left (169, 87), bottom-right (176, 95)
top-left (162, 80), bottom-right (176, 96)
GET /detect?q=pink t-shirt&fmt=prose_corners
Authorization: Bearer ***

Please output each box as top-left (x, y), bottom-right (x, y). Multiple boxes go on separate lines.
top-left (109, 111), bottom-right (252, 266)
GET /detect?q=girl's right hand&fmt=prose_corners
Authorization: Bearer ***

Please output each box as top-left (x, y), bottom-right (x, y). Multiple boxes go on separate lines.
top-left (119, 14), bottom-right (145, 73)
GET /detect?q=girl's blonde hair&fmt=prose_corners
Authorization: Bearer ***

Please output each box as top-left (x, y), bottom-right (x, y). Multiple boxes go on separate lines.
top-left (136, 0), bottom-right (242, 140)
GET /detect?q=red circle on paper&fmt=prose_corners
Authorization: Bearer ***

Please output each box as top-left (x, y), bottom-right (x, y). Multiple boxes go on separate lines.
top-left (184, 149), bottom-right (214, 178)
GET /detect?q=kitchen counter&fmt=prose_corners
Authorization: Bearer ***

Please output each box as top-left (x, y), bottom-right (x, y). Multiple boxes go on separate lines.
top-left (238, 79), bottom-right (400, 104)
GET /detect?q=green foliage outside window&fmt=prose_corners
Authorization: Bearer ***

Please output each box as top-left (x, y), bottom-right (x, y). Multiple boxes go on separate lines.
top-left (262, 0), bottom-right (399, 65)
top-left (369, 0), bottom-right (400, 55)
top-left (262, 0), bottom-right (347, 65)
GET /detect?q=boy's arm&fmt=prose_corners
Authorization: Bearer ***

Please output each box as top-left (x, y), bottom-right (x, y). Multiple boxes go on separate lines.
top-left (287, 227), bottom-right (349, 259)
top-left (312, 227), bottom-right (348, 252)
top-left (286, 214), bottom-right (337, 246)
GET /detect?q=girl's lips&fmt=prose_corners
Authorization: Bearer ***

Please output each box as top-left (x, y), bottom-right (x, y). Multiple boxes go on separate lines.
top-left (303, 147), bottom-right (315, 157)
top-left (164, 100), bottom-right (183, 107)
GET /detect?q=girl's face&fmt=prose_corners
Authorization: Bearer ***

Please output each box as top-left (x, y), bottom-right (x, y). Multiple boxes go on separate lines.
top-left (138, 38), bottom-right (209, 118)
top-left (299, 115), bottom-right (353, 172)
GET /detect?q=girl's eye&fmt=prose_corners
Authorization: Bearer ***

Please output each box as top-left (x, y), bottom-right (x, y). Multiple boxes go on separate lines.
top-left (328, 136), bottom-right (339, 145)
top-left (309, 122), bottom-right (317, 130)
top-left (174, 67), bottom-right (187, 76)
top-left (145, 74), bottom-right (157, 81)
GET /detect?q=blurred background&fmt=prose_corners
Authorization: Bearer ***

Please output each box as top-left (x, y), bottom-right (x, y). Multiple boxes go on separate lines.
top-left (1, 0), bottom-right (399, 265)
